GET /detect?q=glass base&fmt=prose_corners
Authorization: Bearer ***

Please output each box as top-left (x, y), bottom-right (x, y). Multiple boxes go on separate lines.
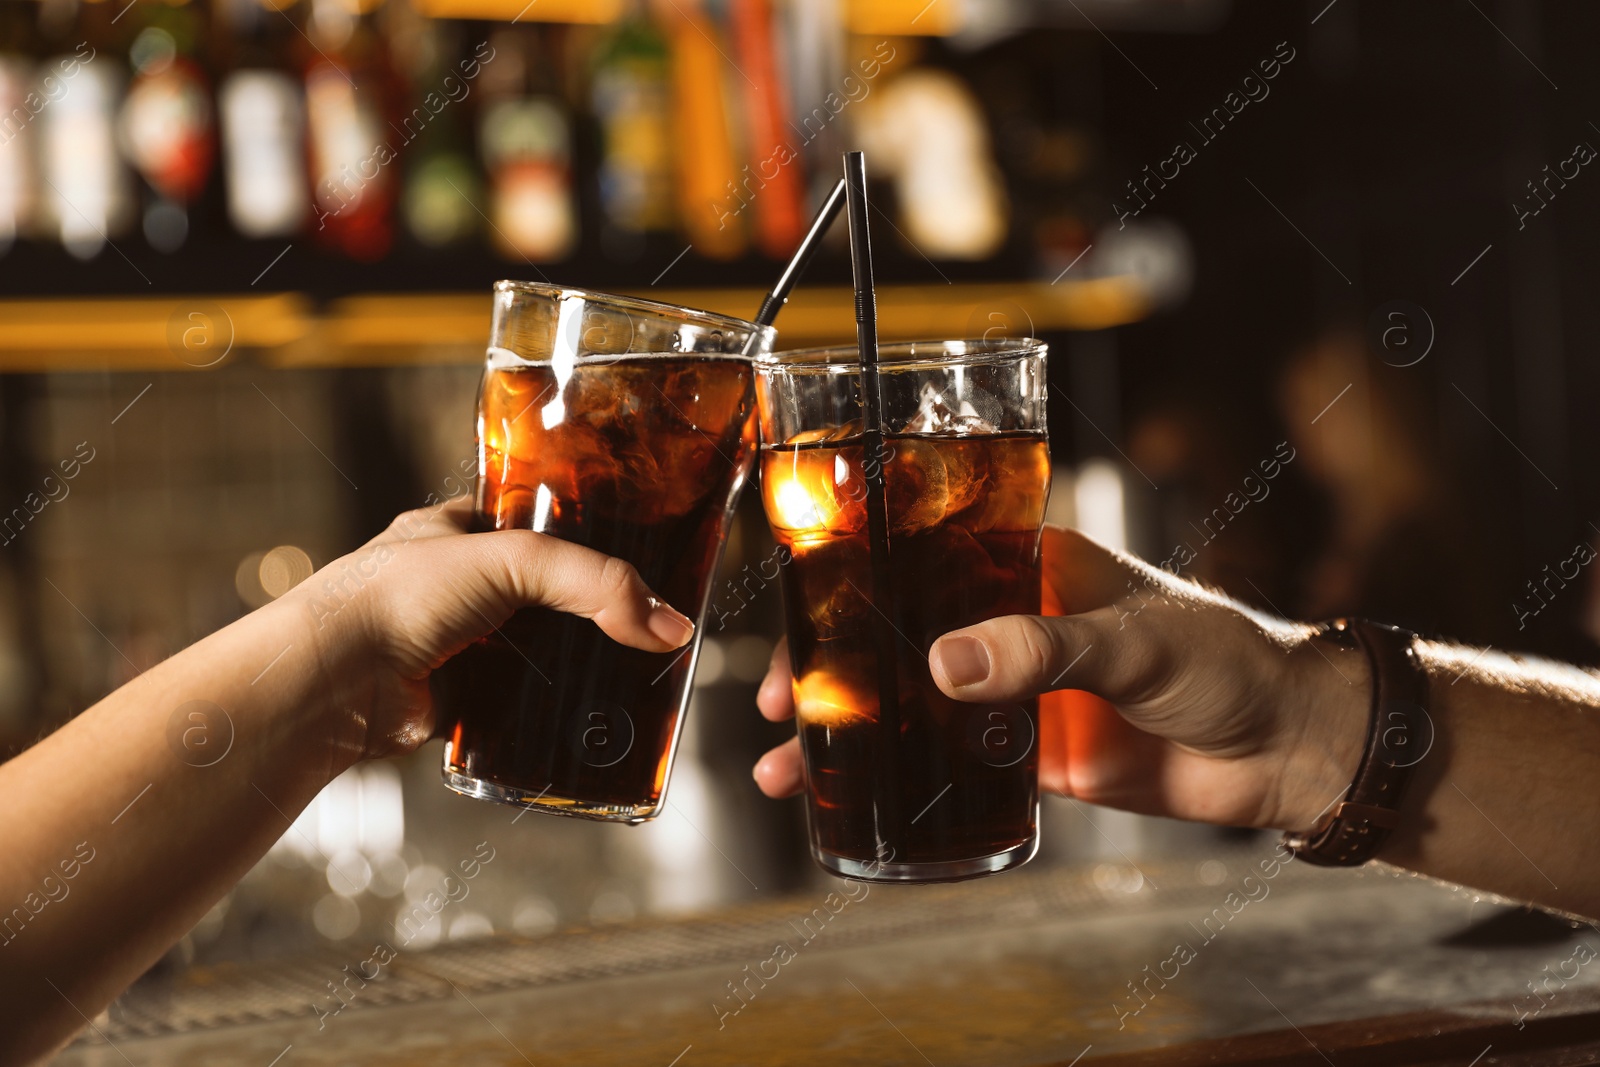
top-left (441, 769), bottom-right (660, 825)
top-left (812, 832), bottom-right (1039, 884)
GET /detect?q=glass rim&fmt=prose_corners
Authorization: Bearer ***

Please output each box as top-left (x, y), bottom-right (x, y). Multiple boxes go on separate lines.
top-left (493, 279), bottom-right (774, 348)
top-left (756, 337), bottom-right (1046, 373)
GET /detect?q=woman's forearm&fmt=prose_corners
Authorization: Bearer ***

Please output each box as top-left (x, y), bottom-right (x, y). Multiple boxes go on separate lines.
top-left (0, 595), bottom-right (358, 1063)
top-left (0, 502), bottom-right (693, 1063)
top-left (1373, 643), bottom-right (1600, 919)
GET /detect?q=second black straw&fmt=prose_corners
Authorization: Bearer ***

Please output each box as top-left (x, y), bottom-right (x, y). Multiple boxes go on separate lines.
top-left (843, 150), bottom-right (906, 846)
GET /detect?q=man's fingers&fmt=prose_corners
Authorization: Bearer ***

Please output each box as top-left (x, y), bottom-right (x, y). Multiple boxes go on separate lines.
top-left (753, 736), bottom-right (803, 798)
top-left (475, 530), bottom-right (693, 653)
top-left (752, 644), bottom-right (798, 798)
top-left (757, 637), bottom-right (795, 722)
top-left (929, 607), bottom-right (1165, 706)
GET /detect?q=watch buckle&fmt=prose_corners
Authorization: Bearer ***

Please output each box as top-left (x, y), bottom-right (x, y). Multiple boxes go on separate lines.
top-left (1330, 800), bottom-right (1401, 830)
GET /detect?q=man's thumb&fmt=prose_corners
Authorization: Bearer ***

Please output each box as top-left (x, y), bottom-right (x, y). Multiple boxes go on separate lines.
top-left (929, 607), bottom-right (1158, 705)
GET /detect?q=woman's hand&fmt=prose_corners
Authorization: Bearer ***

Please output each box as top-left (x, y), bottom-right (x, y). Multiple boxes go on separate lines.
top-left (283, 496), bottom-right (695, 768)
top-left (753, 526), bottom-right (1369, 834)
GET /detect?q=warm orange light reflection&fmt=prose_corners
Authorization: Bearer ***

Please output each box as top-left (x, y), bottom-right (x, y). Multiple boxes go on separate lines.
top-left (772, 477), bottom-right (820, 531)
top-left (1038, 567), bottom-right (1121, 798)
top-left (793, 670), bottom-right (873, 726)
top-left (760, 445), bottom-right (866, 541)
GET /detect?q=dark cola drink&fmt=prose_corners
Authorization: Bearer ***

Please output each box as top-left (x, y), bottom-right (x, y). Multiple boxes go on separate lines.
top-left (761, 429), bottom-right (1050, 878)
top-left (436, 354), bottom-right (756, 821)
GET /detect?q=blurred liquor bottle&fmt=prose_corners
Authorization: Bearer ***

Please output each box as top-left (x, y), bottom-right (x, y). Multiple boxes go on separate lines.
top-left (304, 0), bottom-right (399, 261)
top-left (394, 15), bottom-right (483, 249)
top-left (40, 0), bottom-right (131, 260)
top-left (119, 1), bottom-right (218, 253)
top-left (728, 0), bottom-right (804, 259)
top-left (856, 61), bottom-right (1009, 261)
top-left (0, 2), bottom-right (42, 256)
top-left (662, 0), bottom-right (744, 260)
top-left (782, 0), bottom-right (846, 197)
top-left (590, 4), bottom-right (676, 258)
top-left (477, 26), bottom-right (578, 262)
top-left (217, 0), bottom-right (310, 240)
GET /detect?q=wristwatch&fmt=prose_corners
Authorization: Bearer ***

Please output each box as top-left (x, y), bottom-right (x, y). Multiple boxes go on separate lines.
top-left (1282, 618), bottom-right (1430, 867)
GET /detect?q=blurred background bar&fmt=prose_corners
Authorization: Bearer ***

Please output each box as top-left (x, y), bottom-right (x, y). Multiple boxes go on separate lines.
top-left (1, 0), bottom-right (1598, 1034)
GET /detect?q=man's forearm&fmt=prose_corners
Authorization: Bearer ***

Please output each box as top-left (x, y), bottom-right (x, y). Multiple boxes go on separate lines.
top-left (1375, 643), bottom-right (1600, 919)
top-left (0, 597), bottom-right (357, 1063)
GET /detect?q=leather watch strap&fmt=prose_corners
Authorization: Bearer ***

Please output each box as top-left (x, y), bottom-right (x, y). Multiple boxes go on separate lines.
top-left (1284, 618), bottom-right (1430, 867)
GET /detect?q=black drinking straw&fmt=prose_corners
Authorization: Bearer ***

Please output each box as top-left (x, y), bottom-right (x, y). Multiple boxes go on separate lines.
top-left (741, 178), bottom-right (848, 354)
top-left (844, 151), bottom-right (906, 854)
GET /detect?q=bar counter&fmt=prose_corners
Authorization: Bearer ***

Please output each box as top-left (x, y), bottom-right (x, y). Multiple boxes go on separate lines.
top-left (58, 842), bottom-right (1600, 1065)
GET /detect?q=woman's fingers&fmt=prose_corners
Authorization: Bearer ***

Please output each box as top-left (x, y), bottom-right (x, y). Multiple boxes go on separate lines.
top-left (307, 506), bottom-right (699, 761)
top-left (429, 494), bottom-right (477, 534)
top-left (757, 637), bottom-right (795, 722)
top-left (362, 500), bottom-right (694, 657)
top-left (753, 736), bottom-right (803, 798)
top-left (477, 530), bottom-right (693, 652)
top-left (367, 495), bottom-right (477, 548)
top-left (357, 529), bottom-right (694, 678)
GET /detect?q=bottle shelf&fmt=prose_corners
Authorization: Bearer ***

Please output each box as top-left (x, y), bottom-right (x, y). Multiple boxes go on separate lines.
top-left (408, 0), bottom-right (959, 34)
top-left (0, 278), bottom-right (1148, 372)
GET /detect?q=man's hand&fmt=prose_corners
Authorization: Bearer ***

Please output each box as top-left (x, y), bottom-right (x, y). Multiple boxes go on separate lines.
top-left (755, 526), bottom-right (1369, 833)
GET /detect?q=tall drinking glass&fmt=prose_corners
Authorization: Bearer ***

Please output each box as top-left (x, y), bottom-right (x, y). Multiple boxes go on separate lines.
top-left (756, 338), bottom-right (1050, 881)
top-left (437, 281), bottom-right (773, 822)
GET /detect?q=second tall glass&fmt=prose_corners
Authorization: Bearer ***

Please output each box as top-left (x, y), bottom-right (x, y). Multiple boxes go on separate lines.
top-left (756, 338), bottom-right (1050, 882)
